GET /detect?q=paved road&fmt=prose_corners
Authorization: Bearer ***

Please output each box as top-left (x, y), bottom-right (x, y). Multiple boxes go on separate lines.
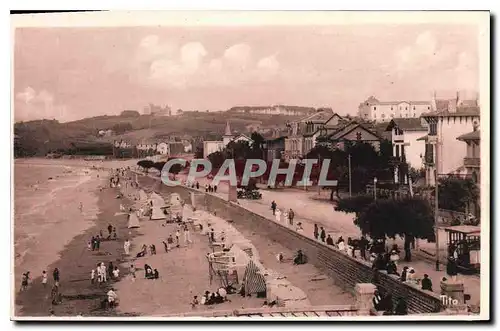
top-left (169, 173), bottom-right (481, 308)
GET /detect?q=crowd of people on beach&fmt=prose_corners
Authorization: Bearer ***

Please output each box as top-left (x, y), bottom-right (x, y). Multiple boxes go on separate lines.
top-left (191, 287), bottom-right (231, 308)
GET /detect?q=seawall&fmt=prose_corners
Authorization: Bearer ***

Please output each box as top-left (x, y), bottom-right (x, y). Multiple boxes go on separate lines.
top-left (137, 174), bottom-right (443, 314)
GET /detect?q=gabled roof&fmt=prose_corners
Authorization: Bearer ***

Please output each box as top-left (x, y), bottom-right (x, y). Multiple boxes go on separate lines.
top-left (297, 110), bottom-right (338, 123)
top-left (232, 133), bottom-right (252, 141)
top-left (457, 130), bottom-right (480, 141)
top-left (385, 118), bottom-right (428, 132)
top-left (327, 121), bottom-right (383, 141)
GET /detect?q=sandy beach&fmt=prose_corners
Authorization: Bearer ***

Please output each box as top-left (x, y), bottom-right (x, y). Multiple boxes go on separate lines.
top-left (13, 158), bottom-right (138, 317)
top-left (113, 173), bottom-right (353, 316)
top-left (14, 159), bottom-right (353, 318)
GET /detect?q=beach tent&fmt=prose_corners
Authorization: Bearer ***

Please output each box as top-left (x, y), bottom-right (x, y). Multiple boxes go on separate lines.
top-left (151, 207), bottom-right (167, 220)
top-left (150, 192), bottom-right (166, 208)
top-left (128, 213), bottom-right (140, 228)
top-left (170, 193), bottom-right (183, 207)
top-left (242, 260), bottom-right (267, 296)
top-left (139, 190), bottom-right (148, 202)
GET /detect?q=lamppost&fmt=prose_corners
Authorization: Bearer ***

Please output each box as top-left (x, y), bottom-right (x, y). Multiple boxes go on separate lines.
top-left (434, 139), bottom-right (440, 271)
top-left (348, 154), bottom-right (352, 197)
top-left (373, 177), bottom-right (378, 201)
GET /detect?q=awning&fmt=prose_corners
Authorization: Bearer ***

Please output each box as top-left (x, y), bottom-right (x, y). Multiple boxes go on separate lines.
top-left (416, 135), bottom-right (428, 141)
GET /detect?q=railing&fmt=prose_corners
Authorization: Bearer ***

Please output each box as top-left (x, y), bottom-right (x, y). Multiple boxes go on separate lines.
top-left (464, 157), bottom-right (480, 167)
top-left (161, 304), bottom-right (359, 318)
top-left (393, 134), bottom-right (404, 142)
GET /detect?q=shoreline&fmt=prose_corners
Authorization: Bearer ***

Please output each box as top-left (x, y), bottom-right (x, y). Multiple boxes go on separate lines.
top-left (14, 168), bottom-right (139, 317)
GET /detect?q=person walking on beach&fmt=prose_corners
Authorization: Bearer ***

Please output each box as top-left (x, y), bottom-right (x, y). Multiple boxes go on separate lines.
top-left (108, 262), bottom-right (114, 280)
top-left (271, 201), bottom-right (277, 215)
top-left (313, 224), bottom-right (319, 240)
top-left (196, 182), bottom-right (200, 190)
top-left (91, 269), bottom-right (95, 285)
top-left (183, 223), bottom-right (192, 245)
top-left (175, 229), bottom-right (181, 248)
top-left (42, 270), bottom-right (48, 288)
top-left (214, 185), bottom-right (217, 193)
top-left (98, 263), bottom-right (107, 283)
top-left (107, 224), bottom-right (113, 238)
top-left (129, 264), bottom-right (136, 281)
top-left (95, 236), bottom-right (101, 251)
top-left (53, 268), bottom-right (60, 287)
top-left (79, 202), bottom-right (83, 212)
top-left (288, 208), bottom-right (295, 226)
top-left (21, 272), bottom-right (30, 291)
top-left (123, 239), bottom-right (131, 255)
top-left (320, 227), bottom-right (326, 243)
top-left (112, 227), bottom-right (117, 240)
top-left (96, 263), bottom-right (103, 285)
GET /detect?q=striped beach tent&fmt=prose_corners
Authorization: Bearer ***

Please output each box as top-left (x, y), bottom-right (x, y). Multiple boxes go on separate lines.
top-left (243, 260), bottom-right (266, 295)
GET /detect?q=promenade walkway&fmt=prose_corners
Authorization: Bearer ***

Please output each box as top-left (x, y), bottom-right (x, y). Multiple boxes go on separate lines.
top-left (167, 173), bottom-right (481, 309)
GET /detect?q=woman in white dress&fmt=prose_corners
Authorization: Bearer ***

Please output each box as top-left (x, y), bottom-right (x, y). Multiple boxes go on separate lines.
top-left (275, 209), bottom-right (282, 223)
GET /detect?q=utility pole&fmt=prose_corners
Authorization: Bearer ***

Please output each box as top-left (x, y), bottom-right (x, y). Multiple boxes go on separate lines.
top-left (348, 154), bottom-right (352, 197)
top-left (434, 137), bottom-right (440, 271)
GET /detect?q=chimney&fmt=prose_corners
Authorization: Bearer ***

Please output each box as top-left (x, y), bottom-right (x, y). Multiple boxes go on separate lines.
top-left (431, 91), bottom-right (437, 111)
top-left (456, 91), bottom-right (462, 107)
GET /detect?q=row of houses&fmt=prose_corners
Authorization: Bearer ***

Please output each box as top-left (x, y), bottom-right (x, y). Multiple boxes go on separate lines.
top-left (261, 93), bottom-right (481, 186)
top-left (113, 140), bottom-right (190, 158)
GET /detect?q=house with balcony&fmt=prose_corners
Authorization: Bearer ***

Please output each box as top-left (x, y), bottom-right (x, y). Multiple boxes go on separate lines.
top-left (420, 92), bottom-right (480, 186)
top-left (284, 110), bottom-right (342, 161)
top-left (385, 118), bottom-right (428, 183)
top-left (457, 122), bottom-right (481, 183)
top-left (264, 136), bottom-right (287, 162)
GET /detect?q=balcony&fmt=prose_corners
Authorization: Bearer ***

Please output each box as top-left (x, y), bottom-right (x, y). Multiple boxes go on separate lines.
top-left (464, 157), bottom-right (480, 168)
top-left (393, 134), bottom-right (404, 142)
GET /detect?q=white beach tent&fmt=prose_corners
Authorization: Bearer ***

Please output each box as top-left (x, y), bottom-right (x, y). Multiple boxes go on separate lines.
top-left (128, 213), bottom-right (140, 228)
top-left (151, 207), bottom-right (167, 220)
top-left (150, 192), bottom-right (166, 208)
top-left (139, 189), bottom-right (148, 203)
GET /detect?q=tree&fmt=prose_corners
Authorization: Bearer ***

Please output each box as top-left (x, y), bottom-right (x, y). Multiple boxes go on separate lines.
top-left (207, 151), bottom-right (226, 170)
top-left (137, 160), bottom-right (154, 172)
top-left (335, 195), bottom-right (374, 216)
top-left (437, 176), bottom-right (480, 213)
top-left (152, 161), bottom-right (166, 172)
top-left (355, 197), bottom-right (435, 261)
top-left (250, 132), bottom-right (265, 155)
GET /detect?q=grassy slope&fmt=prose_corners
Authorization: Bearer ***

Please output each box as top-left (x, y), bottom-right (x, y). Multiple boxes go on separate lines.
top-left (14, 112), bottom-right (296, 156)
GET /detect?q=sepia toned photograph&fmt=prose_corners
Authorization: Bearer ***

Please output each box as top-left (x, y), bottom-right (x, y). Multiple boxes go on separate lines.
top-left (11, 11), bottom-right (490, 321)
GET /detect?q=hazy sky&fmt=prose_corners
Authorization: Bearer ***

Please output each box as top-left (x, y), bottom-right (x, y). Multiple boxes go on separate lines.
top-left (14, 24), bottom-right (479, 122)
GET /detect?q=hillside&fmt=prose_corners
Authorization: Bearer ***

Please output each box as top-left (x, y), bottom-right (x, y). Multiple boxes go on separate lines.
top-left (13, 111), bottom-right (296, 157)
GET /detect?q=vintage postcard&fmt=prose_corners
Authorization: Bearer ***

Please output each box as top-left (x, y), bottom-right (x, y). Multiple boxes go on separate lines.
top-left (11, 11), bottom-right (490, 321)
